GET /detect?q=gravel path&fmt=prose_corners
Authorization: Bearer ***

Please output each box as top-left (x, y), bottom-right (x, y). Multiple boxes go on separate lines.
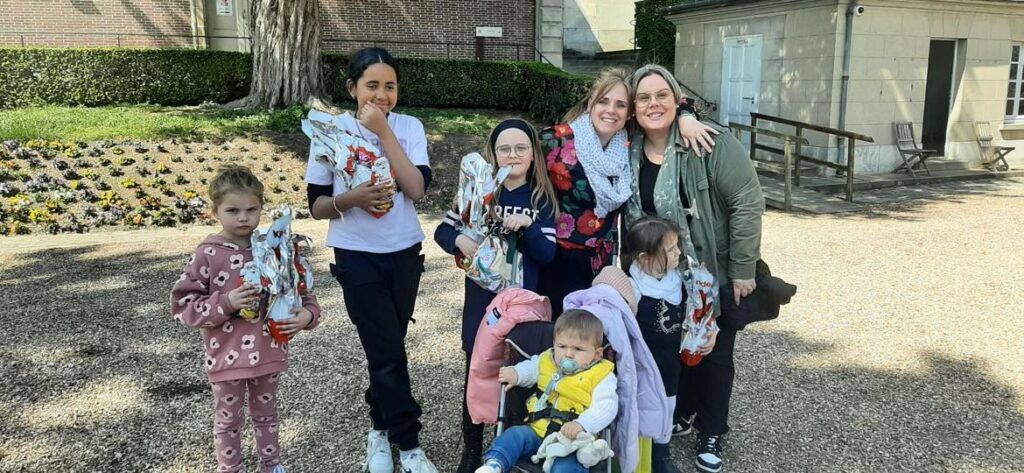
top-left (2, 179), bottom-right (1023, 473)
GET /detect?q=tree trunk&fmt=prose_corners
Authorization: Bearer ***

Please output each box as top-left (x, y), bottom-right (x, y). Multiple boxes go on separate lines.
top-left (227, 0), bottom-right (331, 109)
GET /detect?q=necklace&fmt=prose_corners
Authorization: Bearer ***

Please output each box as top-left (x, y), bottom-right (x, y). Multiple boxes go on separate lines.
top-left (654, 299), bottom-right (682, 334)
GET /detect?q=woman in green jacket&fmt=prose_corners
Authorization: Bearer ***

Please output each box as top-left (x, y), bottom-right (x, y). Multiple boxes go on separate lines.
top-left (623, 64), bottom-right (765, 473)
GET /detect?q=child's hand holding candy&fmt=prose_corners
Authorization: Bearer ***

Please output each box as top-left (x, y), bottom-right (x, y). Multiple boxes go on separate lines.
top-left (275, 307), bottom-right (313, 336)
top-left (228, 284), bottom-right (260, 313)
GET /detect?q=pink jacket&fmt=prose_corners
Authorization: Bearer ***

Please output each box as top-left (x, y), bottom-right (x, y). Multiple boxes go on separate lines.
top-left (466, 288), bottom-right (551, 424)
top-left (170, 234), bottom-right (321, 383)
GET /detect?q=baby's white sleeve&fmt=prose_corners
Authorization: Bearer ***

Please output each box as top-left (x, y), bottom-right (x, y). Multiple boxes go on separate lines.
top-left (513, 355), bottom-right (541, 388)
top-left (576, 373), bottom-right (619, 434)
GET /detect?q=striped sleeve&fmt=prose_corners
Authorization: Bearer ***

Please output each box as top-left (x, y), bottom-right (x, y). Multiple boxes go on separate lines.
top-left (519, 200), bottom-right (556, 266)
top-left (433, 208), bottom-right (462, 256)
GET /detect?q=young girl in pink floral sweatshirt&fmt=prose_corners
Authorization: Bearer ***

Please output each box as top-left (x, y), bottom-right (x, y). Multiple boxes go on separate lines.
top-left (170, 165), bottom-right (321, 473)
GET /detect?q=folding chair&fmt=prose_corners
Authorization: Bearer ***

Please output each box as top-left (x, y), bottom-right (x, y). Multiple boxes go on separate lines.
top-left (893, 122), bottom-right (934, 177)
top-left (495, 322), bottom-right (615, 473)
top-left (975, 121), bottom-right (1014, 171)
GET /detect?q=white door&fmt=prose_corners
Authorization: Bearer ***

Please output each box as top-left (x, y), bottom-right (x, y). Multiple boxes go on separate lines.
top-left (720, 35), bottom-right (763, 130)
top-left (205, 0), bottom-right (243, 51)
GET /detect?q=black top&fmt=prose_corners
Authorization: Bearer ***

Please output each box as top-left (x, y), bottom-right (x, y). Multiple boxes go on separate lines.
top-left (639, 153), bottom-right (660, 216)
top-left (639, 151), bottom-right (692, 223)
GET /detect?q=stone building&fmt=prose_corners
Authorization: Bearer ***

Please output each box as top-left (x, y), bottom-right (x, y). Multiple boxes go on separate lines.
top-left (667, 0), bottom-right (1024, 171)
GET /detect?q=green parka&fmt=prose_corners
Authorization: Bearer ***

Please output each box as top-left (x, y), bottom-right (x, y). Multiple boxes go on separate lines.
top-left (624, 122), bottom-right (765, 284)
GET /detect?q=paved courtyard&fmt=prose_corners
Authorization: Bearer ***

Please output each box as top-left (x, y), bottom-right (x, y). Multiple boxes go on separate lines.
top-left (2, 178), bottom-right (1023, 472)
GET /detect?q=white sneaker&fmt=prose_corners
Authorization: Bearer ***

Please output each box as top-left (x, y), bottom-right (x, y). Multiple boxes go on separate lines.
top-left (399, 450), bottom-right (438, 473)
top-left (475, 458), bottom-right (502, 473)
top-left (363, 430), bottom-right (393, 473)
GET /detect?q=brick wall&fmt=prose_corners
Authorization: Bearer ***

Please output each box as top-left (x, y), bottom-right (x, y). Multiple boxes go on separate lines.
top-left (0, 0), bottom-right (194, 48)
top-left (0, 0), bottom-right (537, 60)
top-left (320, 0), bottom-right (537, 60)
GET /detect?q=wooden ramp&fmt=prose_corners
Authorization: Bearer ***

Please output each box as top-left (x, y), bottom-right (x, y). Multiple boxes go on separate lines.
top-left (758, 174), bottom-right (865, 214)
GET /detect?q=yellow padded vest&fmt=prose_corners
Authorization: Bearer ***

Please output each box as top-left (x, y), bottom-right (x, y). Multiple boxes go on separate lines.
top-left (526, 349), bottom-right (614, 438)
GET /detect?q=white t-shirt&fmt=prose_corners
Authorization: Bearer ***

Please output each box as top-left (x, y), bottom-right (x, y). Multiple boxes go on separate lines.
top-left (304, 109), bottom-right (429, 253)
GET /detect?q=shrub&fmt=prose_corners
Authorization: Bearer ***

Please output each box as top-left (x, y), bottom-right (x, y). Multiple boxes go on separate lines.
top-left (1, 48), bottom-right (592, 124)
top-left (0, 49), bottom-right (251, 108)
top-left (521, 63), bottom-right (591, 124)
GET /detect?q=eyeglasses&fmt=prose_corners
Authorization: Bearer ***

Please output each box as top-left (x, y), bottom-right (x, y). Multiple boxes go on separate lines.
top-left (635, 89), bottom-right (675, 108)
top-left (495, 144), bottom-right (532, 158)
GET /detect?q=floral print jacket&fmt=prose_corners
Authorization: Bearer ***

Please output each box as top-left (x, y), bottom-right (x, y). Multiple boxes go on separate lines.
top-left (170, 234), bottom-right (321, 382)
top-left (540, 124), bottom-right (620, 273)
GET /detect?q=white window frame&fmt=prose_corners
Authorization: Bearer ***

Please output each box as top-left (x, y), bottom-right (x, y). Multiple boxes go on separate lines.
top-left (1008, 43), bottom-right (1024, 124)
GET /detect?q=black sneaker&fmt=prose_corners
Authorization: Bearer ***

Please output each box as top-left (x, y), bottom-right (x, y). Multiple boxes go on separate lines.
top-left (672, 413), bottom-right (695, 437)
top-left (695, 434), bottom-right (723, 473)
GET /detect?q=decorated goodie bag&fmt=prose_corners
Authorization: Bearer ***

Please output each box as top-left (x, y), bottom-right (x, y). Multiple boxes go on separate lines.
top-left (679, 256), bottom-right (719, 367)
top-left (469, 226), bottom-right (522, 292)
top-left (302, 112), bottom-right (396, 218)
top-left (238, 205), bottom-right (315, 344)
top-left (452, 152), bottom-right (522, 292)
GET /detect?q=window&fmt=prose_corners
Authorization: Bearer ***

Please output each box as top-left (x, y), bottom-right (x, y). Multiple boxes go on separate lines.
top-left (1009, 44), bottom-right (1023, 122)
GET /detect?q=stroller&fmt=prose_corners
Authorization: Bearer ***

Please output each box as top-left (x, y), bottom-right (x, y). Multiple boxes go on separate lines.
top-left (495, 321), bottom-right (615, 473)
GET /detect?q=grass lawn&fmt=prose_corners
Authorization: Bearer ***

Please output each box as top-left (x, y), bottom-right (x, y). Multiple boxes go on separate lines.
top-left (0, 105), bottom-right (506, 142)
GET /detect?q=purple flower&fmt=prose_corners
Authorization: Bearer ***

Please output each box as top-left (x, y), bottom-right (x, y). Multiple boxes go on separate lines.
top-left (555, 213), bottom-right (575, 239)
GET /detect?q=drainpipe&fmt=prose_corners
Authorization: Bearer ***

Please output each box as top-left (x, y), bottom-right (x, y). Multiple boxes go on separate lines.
top-left (837, 0), bottom-right (860, 170)
top-left (838, 0), bottom-right (860, 132)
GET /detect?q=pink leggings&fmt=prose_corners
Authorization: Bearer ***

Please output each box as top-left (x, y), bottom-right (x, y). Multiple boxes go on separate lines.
top-left (211, 373), bottom-right (282, 473)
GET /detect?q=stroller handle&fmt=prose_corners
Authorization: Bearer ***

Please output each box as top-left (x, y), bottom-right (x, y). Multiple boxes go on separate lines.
top-left (496, 383), bottom-right (508, 436)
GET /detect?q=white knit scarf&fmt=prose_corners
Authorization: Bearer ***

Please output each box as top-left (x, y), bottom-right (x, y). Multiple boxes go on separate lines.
top-left (629, 262), bottom-right (683, 305)
top-left (569, 114), bottom-right (631, 218)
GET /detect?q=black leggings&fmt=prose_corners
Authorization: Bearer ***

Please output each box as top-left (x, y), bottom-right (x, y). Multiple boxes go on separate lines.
top-left (461, 353), bottom-right (485, 449)
top-left (676, 329), bottom-right (737, 436)
top-left (332, 244), bottom-right (425, 451)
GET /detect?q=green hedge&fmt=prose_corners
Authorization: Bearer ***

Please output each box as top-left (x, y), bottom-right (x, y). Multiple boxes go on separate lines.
top-left (635, 0), bottom-right (676, 70)
top-left (0, 48), bottom-right (591, 124)
top-left (521, 62), bottom-right (591, 123)
top-left (0, 49), bottom-right (251, 108)
top-left (324, 54), bottom-right (591, 123)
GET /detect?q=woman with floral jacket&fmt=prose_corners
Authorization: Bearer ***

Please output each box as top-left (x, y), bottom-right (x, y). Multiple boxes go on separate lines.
top-left (537, 67), bottom-right (716, 315)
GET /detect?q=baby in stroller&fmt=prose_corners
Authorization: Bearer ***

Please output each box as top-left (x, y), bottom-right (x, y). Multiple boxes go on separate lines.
top-left (477, 310), bottom-right (618, 473)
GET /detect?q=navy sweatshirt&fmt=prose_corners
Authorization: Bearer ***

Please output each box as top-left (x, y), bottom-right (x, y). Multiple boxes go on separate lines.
top-left (434, 182), bottom-right (556, 352)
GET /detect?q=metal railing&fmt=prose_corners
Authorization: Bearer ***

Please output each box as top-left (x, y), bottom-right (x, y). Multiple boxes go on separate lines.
top-left (320, 37), bottom-right (554, 64)
top-left (1, 31), bottom-right (553, 64)
top-left (2, 30), bottom-right (234, 48)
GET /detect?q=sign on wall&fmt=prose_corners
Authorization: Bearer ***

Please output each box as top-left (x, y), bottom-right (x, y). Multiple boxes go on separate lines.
top-left (475, 27), bottom-right (503, 38)
top-left (216, 0), bottom-right (233, 16)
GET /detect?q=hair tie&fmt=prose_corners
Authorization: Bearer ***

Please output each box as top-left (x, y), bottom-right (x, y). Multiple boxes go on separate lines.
top-left (489, 118), bottom-right (537, 154)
